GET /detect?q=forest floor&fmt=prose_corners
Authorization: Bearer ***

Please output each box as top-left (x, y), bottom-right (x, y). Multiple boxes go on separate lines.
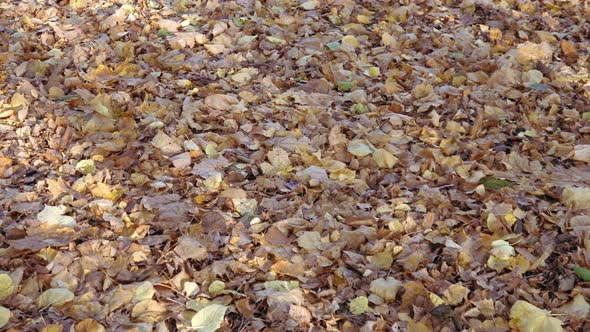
top-left (0, 0), bottom-right (590, 331)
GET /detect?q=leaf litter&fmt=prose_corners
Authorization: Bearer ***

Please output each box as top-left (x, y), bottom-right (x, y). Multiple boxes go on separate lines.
top-left (0, 0), bottom-right (589, 331)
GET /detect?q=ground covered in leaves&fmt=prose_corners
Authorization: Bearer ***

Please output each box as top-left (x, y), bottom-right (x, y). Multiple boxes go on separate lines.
top-left (0, 0), bottom-right (590, 331)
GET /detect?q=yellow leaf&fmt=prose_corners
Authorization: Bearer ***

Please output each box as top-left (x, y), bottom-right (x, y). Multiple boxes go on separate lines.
top-left (509, 300), bottom-right (563, 332)
top-left (208, 280), bottom-right (225, 297)
top-left (301, 0), bottom-right (317, 10)
top-left (37, 288), bottom-right (75, 307)
top-left (191, 304), bottom-right (228, 330)
top-left (369, 277), bottom-right (402, 302)
top-left (131, 299), bottom-right (167, 323)
top-left (429, 292), bottom-right (445, 306)
top-left (203, 173), bottom-right (223, 190)
top-left (490, 240), bottom-right (515, 259)
top-left (90, 183), bottom-right (124, 201)
top-left (69, 0), bottom-right (88, 9)
top-left (367, 250), bottom-right (393, 270)
top-left (443, 284), bottom-right (469, 306)
top-left (0, 306), bottom-right (9, 328)
top-left (297, 231), bottom-right (322, 251)
top-left (349, 296), bottom-right (369, 315)
top-left (75, 319), bottom-right (106, 332)
top-left (366, 66), bottom-right (380, 78)
top-left (0, 274), bottom-right (14, 300)
top-left (372, 149), bottom-right (398, 168)
top-left (342, 35), bottom-right (360, 48)
top-left (357, 14), bottom-right (372, 24)
top-left (75, 159), bottom-right (96, 175)
top-left (562, 187), bottom-right (590, 209)
top-left (408, 320), bottom-right (432, 332)
top-left (329, 168), bottom-right (356, 183)
top-left (41, 325), bottom-right (64, 332)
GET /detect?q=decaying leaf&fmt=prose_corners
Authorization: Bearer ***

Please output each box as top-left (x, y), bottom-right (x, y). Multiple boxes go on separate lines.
top-left (2, 0), bottom-right (588, 330)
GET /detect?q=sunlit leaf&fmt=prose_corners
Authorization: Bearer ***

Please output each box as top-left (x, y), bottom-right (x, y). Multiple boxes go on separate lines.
top-left (509, 300), bottom-right (563, 332)
top-left (191, 304), bottom-right (228, 331)
top-left (349, 296), bottom-right (369, 315)
top-left (0, 274), bottom-right (14, 301)
top-left (37, 288), bottom-right (75, 307)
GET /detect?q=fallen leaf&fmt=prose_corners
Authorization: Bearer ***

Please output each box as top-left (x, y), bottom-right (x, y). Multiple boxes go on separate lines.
top-left (349, 296), bottom-right (369, 315)
top-left (208, 280), bottom-right (225, 297)
top-left (151, 131), bottom-right (183, 156)
top-left (372, 149), bottom-right (398, 168)
top-left (573, 266), bottom-right (590, 281)
top-left (75, 159), bottom-right (96, 175)
top-left (369, 277), bottom-right (402, 302)
top-left (75, 319), bottom-right (106, 332)
top-left (556, 294), bottom-right (590, 318)
top-left (573, 145), bottom-right (590, 163)
top-left (562, 187), bottom-right (590, 209)
top-left (443, 284), bottom-right (470, 306)
top-left (37, 288), bottom-right (75, 307)
top-left (37, 205), bottom-right (76, 227)
top-left (348, 139), bottom-right (372, 157)
top-left (131, 299), bottom-right (167, 323)
top-left (191, 303), bottom-right (228, 331)
top-left (509, 300), bottom-right (563, 332)
top-left (0, 274), bottom-right (14, 300)
top-left (0, 307), bottom-right (9, 329)
top-left (297, 231), bottom-right (322, 251)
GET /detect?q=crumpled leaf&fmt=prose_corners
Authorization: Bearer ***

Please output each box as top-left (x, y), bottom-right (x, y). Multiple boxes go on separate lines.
top-left (191, 303), bottom-right (228, 331)
top-left (443, 284), bottom-right (470, 306)
top-left (556, 294), bottom-right (590, 317)
top-left (509, 300), bottom-right (563, 332)
top-left (487, 240), bottom-right (516, 272)
top-left (37, 288), bottom-right (75, 307)
top-left (514, 42), bottom-right (554, 65)
top-left (151, 131), bottom-right (183, 156)
top-left (204, 94), bottom-right (238, 111)
top-left (562, 187), bottom-right (590, 209)
top-left (369, 277), bottom-right (402, 302)
top-left (37, 205), bottom-right (76, 227)
top-left (372, 149), bottom-right (398, 168)
top-left (573, 145), bottom-right (590, 163)
top-left (75, 159), bottom-right (95, 175)
top-left (297, 231), bottom-right (321, 251)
